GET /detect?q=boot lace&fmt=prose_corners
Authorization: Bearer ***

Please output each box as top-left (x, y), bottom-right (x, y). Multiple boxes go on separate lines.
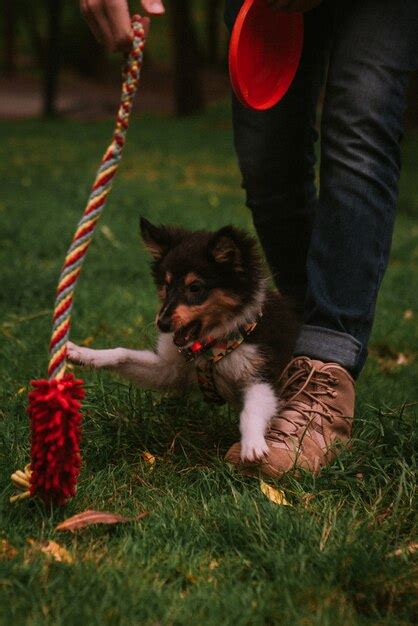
top-left (267, 357), bottom-right (341, 444)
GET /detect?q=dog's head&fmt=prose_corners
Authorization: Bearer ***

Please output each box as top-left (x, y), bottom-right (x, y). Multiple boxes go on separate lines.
top-left (140, 217), bottom-right (266, 346)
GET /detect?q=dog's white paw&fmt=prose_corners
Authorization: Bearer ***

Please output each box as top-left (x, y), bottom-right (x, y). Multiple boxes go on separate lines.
top-left (240, 436), bottom-right (269, 463)
top-left (67, 342), bottom-right (96, 367)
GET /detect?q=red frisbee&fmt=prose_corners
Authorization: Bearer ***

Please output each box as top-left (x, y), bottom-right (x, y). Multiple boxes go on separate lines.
top-left (229, 0), bottom-right (304, 111)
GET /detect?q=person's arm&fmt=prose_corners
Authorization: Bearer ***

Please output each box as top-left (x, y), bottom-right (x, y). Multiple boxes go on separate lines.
top-left (268, 0), bottom-right (322, 11)
top-left (80, 0), bottom-right (165, 52)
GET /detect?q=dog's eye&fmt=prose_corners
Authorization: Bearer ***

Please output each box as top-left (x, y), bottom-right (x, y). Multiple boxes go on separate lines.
top-left (188, 282), bottom-right (204, 294)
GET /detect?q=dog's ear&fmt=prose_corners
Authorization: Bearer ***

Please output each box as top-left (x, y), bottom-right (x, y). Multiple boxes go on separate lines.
top-left (208, 226), bottom-right (243, 269)
top-left (140, 217), bottom-right (176, 261)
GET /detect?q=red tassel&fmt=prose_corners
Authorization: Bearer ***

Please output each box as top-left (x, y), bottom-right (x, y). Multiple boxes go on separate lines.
top-left (28, 374), bottom-right (84, 505)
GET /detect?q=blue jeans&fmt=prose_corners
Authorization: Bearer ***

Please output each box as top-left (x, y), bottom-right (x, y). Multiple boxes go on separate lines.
top-left (225, 0), bottom-right (418, 377)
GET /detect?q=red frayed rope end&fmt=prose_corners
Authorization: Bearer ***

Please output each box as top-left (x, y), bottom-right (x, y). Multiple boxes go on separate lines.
top-left (28, 374), bottom-right (84, 505)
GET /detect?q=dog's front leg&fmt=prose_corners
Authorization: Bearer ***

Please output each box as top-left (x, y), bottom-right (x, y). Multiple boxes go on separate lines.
top-left (239, 382), bottom-right (278, 463)
top-left (67, 341), bottom-right (187, 390)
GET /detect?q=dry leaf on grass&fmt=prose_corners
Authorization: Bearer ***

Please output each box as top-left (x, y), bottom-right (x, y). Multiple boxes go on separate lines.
top-left (100, 225), bottom-right (121, 248)
top-left (56, 509), bottom-right (149, 532)
top-left (141, 451), bottom-right (156, 466)
top-left (387, 542), bottom-right (418, 558)
top-left (26, 539), bottom-right (73, 564)
top-left (260, 481), bottom-right (292, 507)
top-left (301, 493), bottom-right (315, 508)
top-left (370, 345), bottom-right (413, 372)
top-left (39, 540), bottom-right (74, 564)
top-left (80, 336), bottom-right (95, 347)
top-left (396, 353), bottom-right (410, 366)
top-left (0, 539), bottom-right (18, 560)
top-left (403, 309), bottom-right (414, 320)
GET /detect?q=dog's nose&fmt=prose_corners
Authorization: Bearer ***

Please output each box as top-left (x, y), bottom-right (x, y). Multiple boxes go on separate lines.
top-left (157, 317), bottom-right (172, 333)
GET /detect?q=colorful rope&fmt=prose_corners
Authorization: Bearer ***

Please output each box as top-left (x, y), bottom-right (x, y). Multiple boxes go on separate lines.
top-left (48, 16), bottom-right (145, 381)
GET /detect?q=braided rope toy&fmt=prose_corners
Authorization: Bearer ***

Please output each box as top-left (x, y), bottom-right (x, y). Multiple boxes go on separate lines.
top-left (11, 16), bottom-right (146, 506)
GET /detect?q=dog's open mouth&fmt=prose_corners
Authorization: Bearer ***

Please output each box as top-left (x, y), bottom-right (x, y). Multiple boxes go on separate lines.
top-left (173, 320), bottom-right (201, 347)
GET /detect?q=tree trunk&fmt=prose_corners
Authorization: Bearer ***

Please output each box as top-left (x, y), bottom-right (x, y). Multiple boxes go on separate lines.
top-left (3, 0), bottom-right (16, 76)
top-left (170, 0), bottom-right (204, 116)
top-left (43, 0), bottom-right (64, 117)
top-left (22, 5), bottom-right (45, 68)
top-left (206, 0), bottom-right (222, 66)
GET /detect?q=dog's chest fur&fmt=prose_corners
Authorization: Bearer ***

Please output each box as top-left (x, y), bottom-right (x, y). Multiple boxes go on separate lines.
top-left (157, 333), bottom-right (262, 407)
top-left (157, 289), bottom-right (300, 408)
top-left (197, 343), bottom-right (263, 407)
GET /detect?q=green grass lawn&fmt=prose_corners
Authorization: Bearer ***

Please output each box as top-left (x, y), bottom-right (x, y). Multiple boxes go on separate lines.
top-left (0, 106), bottom-right (417, 625)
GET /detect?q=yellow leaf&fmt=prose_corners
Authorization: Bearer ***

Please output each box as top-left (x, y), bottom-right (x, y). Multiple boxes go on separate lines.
top-left (141, 451), bottom-right (156, 466)
top-left (396, 353), bottom-right (409, 366)
top-left (80, 336), bottom-right (95, 347)
top-left (260, 480), bottom-right (292, 507)
top-left (41, 540), bottom-right (74, 564)
top-left (0, 540), bottom-right (18, 560)
top-left (17, 387), bottom-right (26, 395)
top-left (370, 345), bottom-right (413, 372)
top-left (388, 542), bottom-right (418, 558)
top-left (185, 572), bottom-right (197, 584)
top-left (403, 309), bottom-right (414, 320)
top-left (31, 540), bottom-right (74, 564)
top-left (100, 225), bottom-right (121, 248)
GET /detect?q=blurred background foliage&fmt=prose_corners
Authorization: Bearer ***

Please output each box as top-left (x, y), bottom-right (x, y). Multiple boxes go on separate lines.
top-left (0, 0), bottom-right (228, 117)
top-left (1, 1), bottom-right (417, 123)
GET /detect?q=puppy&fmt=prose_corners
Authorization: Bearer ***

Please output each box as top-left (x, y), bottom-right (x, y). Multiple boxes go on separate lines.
top-left (68, 218), bottom-right (301, 462)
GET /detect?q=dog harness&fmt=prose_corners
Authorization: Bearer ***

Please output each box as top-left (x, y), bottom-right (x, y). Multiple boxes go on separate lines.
top-left (177, 316), bottom-right (261, 405)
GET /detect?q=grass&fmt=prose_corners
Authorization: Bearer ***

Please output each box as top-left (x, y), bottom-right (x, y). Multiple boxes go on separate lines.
top-left (0, 105), bottom-right (417, 625)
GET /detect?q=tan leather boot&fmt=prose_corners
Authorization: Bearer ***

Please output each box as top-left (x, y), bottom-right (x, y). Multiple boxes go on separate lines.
top-left (225, 356), bottom-right (355, 478)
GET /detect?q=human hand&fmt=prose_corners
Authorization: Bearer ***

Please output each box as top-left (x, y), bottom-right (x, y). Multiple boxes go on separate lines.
top-left (267, 0), bottom-right (322, 12)
top-left (80, 1), bottom-right (165, 53)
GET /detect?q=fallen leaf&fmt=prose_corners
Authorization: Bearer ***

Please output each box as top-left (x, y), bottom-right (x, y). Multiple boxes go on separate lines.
top-left (403, 309), bottom-right (414, 320)
top-left (387, 542), bottom-right (418, 558)
top-left (80, 336), bottom-right (95, 347)
top-left (185, 572), bottom-right (197, 584)
top-left (133, 315), bottom-right (144, 326)
top-left (141, 451), bottom-right (156, 466)
top-left (396, 353), bottom-right (409, 366)
top-left (17, 386), bottom-right (26, 395)
top-left (300, 493), bottom-right (316, 509)
top-left (0, 540), bottom-right (18, 560)
top-left (370, 345), bottom-right (413, 372)
top-left (100, 225), bottom-right (121, 248)
top-left (56, 509), bottom-right (149, 532)
top-left (260, 480), bottom-right (292, 507)
top-left (39, 540), bottom-right (74, 564)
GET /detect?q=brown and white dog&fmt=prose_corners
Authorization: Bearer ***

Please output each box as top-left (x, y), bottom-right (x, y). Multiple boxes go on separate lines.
top-left (68, 218), bottom-right (300, 462)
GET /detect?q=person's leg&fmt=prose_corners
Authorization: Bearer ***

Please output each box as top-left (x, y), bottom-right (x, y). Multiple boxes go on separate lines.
top-left (225, 0), bottom-right (333, 303)
top-left (295, 0), bottom-right (418, 376)
top-left (226, 0), bottom-right (418, 476)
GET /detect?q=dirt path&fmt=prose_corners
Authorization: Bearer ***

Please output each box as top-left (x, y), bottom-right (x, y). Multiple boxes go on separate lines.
top-left (0, 66), bottom-right (230, 120)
